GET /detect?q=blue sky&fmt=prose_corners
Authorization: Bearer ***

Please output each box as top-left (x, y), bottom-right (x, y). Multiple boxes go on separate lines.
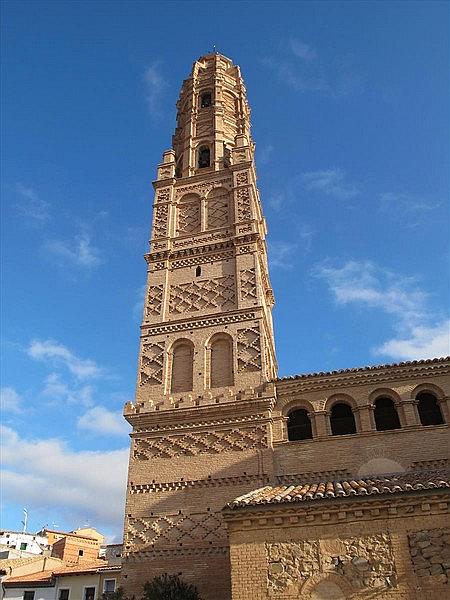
top-left (1, 0), bottom-right (448, 541)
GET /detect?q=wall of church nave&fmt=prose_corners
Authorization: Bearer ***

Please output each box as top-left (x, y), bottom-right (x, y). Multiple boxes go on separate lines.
top-left (121, 548), bottom-right (231, 600)
top-left (273, 426), bottom-right (449, 481)
top-left (225, 503), bottom-right (450, 600)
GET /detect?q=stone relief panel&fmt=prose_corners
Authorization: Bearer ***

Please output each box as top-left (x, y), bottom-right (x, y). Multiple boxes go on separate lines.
top-left (169, 276), bottom-right (236, 314)
top-left (144, 285), bottom-right (163, 320)
top-left (239, 268), bottom-right (257, 301)
top-left (133, 425), bottom-right (268, 460)
top-left (152, 205), bottom-right (169, 239)
top-left (409, 528), bottom-right (450, 583)
top-left (267, 534), bottom-right (396, 595)
top-left (139, 341), bottom-right (165, 386)
top-left (126, 511), bottom-right (226, 548)
top-left (237, 326), bottom-right (262, 372)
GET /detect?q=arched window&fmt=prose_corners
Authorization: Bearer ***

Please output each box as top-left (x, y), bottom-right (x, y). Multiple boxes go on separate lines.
top-left (170, 340), bottom-right (194, 393)
top-left (287, 409), bottom-right (312, 441)
top-left (200, 92), bottom-right (212, 108)
top-left (210, 334), bottom-right (233, 388)
top-left (374, 397), bottom-right (401, 431)
top-left (330, 403), bottom-right (357, 436)
top-left (417, 392), bottom-right (445, 426)
top-left (198, 146), bottom-right (210, 168)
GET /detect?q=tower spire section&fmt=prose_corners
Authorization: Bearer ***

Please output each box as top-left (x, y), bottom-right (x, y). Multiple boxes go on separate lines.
top-left (122, 54), bottom-right (278, 599)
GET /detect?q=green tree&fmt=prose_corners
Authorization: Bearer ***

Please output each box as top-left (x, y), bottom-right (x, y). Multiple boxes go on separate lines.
top-left (141, 574), bottom-right (201, 600)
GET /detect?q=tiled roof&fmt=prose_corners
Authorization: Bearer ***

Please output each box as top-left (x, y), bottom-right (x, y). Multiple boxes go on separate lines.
top-left (276, 356), bottom-right (450, 382)
top-left (227, 470), bottom-right (450, 509)
top-left (5, 570), bottom-right (55, 584)
top-left (3, 561), bottom-right (119, 586)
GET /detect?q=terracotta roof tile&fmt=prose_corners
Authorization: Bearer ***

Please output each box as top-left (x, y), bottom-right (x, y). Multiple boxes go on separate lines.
top-left (275, 356), bottom-right (449, 381)
top-left (226, 470), bottom-right (450, 509)
top-left (4, 571), bottom-right (55, 584)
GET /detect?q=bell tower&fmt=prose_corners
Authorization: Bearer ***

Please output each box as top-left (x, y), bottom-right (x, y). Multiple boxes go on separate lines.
top-left (122, 54), bottom-right (277, 600)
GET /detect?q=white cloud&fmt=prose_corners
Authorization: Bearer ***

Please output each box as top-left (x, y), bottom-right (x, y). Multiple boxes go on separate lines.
top-left (15, 183), bottom-right (50, 223)
top-left (301, 168), bottom-right (360, 199)
top-left (263, 40), bottom-right (362, 97)
top-left (269, 241), bottom-right (298, 270)
top-left (290, 39), bottom-right (317, 61)
top-left (44, 233), bottom-right (102, 269)
top-left (144, 62), bottom-right (166, 117)
top-left (1, 387), bottom-right (24, 414)
top-left (78, 406), bottom-right (130, 436)
top-left (376, 321), bottom-right (449, 361)
top-left (42, 373), bottom-right (94, 406)
top-left (1, 426), bottom-right (129, 534)
top-left (133, 284), bottom-right (146, 321)
top-left (27, 340), bottom-right (102, 380)
top-left (379, 192), bottom-right (441, 227)
top-left (315, 260), bottom-right (448, 361)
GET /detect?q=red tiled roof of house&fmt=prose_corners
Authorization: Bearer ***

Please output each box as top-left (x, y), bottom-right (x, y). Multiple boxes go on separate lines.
top-left (4, 571), bottom-right (55, 584)
top-left (3, 561), bottom-right (119, 587)
top-left (226, 470), bottom-right (450, 508)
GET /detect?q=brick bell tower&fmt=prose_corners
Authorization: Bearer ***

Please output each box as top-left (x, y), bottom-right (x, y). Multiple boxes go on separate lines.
top-left (122, 53), bottom-right (277, 600)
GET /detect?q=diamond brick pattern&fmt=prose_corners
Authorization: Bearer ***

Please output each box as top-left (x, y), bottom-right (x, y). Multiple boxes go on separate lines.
top-left (145, 285), bottom-right (163, 319)
top-left (133, 426), bottom-right (268, 460)
top-left (139, 341), bottom-right (165, 385)
top-left (207, 194), bottom-right (229, 229)
top-left (126, 511), bottom-right (226, 548)
top-left (237, 326), bottom-right (262, 372)
top-left (169, 276), bottom-right (236, 314)
top-left (177, 201), bottom-right (200, 235)
top-left (239, 269), bottom-right (257, 300)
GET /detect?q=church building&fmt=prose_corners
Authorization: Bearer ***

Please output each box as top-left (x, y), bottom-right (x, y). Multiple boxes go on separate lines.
top-left (122, 53), bottom-right (449, 600)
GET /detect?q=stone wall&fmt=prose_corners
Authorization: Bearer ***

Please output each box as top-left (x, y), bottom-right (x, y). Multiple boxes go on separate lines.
top-left (409, 527), bottom-right (450, 583)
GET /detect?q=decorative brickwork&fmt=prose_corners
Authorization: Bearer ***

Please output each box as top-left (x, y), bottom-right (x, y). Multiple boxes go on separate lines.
top-left (207, 189), bottom-right (230, 229)
top-left (144, 285), bottom-right (163, 319)
top-left (239, 268), bottom-right (257, 300)
top-left (169, 276), bottom-right (236, 314)
top-left (237, 326), bottom-right (262, 372)
top-left (133, 425), bottom-right (268, 459)
top-left (126, 511), bottom-right (226, 548)
top-left (236, 187), bottom-right (252, 221)
top-left (139, 341), bottom-right (165, 386)
top-left (177, 196), bottom-right (201, 235)
top-left (152, 204), bottom-right (168, 239)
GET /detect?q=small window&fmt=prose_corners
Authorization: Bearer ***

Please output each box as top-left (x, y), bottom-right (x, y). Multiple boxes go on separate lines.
top-left (330, 402), bottom-right (357, 436)
top-left (198, 146), bottom-right (210, 168)
top-left (78, 549), bottom-right (84, 556)
top-left (200, 92), bottom-right (212, 108)
top-left (84, 588), bottom-right (95, 600)
top-left (374, 397), bottom-right (401, 431)
top-left (417, 392), bottom-right (445, 426)
top-left (287, 409), bottom-right (313, 441)
top-left (23, 593), bottom-right (35, 600)
top-left (195, 266), bottom-right (201, 277)
top-left (103, 580), bottom-right (116, 594)
top-left (20, 542), bottom-right (27, 550)
top-left (59, 590), bottom-right (70, 600)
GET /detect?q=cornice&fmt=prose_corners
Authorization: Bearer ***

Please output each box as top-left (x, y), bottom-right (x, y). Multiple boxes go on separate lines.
top-left (125, 395), bottom-right (275, 429)
top-left (222, 491), bottom-right (449, 528)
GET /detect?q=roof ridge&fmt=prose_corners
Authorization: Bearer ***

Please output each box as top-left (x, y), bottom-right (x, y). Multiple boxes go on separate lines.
top-left (275, 356), bottom-right (450, 381)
